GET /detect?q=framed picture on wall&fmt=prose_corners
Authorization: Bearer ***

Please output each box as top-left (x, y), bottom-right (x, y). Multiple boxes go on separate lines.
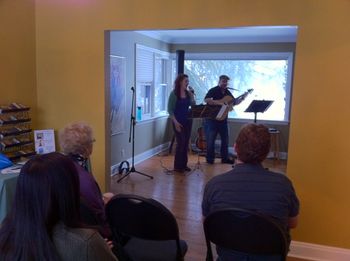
top-left (110, 55), bottom-right (126, 135)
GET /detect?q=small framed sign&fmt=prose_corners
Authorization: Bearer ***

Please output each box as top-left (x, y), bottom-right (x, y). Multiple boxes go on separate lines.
top-left (34, 129), bottom-right (56, 154)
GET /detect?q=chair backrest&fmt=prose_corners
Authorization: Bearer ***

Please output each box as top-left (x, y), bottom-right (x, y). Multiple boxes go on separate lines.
top-left (106, 194), bottom-right (183, 258)
top-left (203, 208), bottom-right (288, 261)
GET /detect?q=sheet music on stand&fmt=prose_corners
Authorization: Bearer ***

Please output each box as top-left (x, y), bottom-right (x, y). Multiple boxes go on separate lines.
top-left (189, 104), bottom-right (222, 119)
top-left (244, 100), bottom-right (273, 123)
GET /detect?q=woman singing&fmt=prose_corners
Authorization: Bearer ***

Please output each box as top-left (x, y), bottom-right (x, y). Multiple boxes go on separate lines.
top-left (167, 74), bottom-right (195, 172)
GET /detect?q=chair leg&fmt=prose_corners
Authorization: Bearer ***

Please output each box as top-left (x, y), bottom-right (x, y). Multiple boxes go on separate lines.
top-left (206, 241), bottom-right (214, 261)
top-left (206, 251), bottom-right (213, 261)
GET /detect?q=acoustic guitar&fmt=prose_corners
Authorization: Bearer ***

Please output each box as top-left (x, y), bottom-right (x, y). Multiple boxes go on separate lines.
top-left (215, 89), bottom-right (253, 121)
top-left (195, 126), bottom-right (206, 151)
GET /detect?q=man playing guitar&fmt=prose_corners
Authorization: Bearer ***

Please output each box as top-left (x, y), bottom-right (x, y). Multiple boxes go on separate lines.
top-left (204, 75), bottom-right (245, 165)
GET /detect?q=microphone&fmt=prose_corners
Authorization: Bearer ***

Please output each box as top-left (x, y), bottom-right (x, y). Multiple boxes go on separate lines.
top-left (131, 86), bottom-right (135, 91)
top-left (227, 87), bottom-right (239, 91)
top-left (188, 86), bottom-right (195, 94)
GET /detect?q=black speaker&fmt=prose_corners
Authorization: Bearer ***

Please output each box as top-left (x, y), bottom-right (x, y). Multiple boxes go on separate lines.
top-left (118, 160), bottom-right (130, 174)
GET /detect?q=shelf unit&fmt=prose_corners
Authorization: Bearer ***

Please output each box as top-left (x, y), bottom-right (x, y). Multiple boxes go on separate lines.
top-left (0, 104), bottom-right (36, 162)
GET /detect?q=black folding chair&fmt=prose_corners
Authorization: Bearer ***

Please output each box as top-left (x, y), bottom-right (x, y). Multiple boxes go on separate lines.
top-left (204, 208), bottom-right (288, 261)
top-left (106, 194), bottom-right (187, 261)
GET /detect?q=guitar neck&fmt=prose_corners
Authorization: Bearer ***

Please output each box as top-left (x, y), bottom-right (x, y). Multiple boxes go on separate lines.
top-left (234, 89), bottom-right (253, 104)
top-left (236, 93), bottom-right (245, 100)
top-left (236, 91), bottom-right (249, 100)
top-left (213, 89), bottom-right (253, 106)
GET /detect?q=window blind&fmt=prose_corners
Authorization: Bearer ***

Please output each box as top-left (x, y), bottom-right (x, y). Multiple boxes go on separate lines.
top-left (136, 48), bottom-right (153, 82)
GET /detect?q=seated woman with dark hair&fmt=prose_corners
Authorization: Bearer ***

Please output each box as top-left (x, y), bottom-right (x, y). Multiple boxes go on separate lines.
top-left (58, 122), bottom-right (113, 238)
top-left (0, 152), bottom-right (117, 261)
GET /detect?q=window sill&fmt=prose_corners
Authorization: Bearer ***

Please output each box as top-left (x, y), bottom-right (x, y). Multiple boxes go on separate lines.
top-left (136, 115), bottom-right (169, 125)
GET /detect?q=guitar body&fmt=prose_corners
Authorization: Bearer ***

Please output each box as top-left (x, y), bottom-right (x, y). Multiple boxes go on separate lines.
top-left (214, 89), bottom-right (253, 121)
top-left (217, 95), bottom-right (235, 105)
top-left (215, 96), bottom-right (235, 121)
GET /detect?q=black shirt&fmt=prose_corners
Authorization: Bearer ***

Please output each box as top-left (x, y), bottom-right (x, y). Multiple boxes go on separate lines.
top-left (204, 86), bottom-right (234, 101)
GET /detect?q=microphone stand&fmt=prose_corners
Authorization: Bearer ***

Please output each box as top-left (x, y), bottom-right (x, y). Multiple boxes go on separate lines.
top-left (117, 87), bottom-right (153, 183)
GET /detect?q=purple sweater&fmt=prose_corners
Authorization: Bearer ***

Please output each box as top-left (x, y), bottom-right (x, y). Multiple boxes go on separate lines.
top-left (75, 162), bottom-right (111, 238)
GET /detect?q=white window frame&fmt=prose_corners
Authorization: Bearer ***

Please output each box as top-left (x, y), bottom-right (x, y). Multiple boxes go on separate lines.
top-left (184, 52), bottom-right (294, 123)
top-left (136, 44), bottom-right (170, 121)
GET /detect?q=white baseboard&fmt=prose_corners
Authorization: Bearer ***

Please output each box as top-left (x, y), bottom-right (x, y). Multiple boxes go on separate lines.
top-left (111, 142), bottom-right (170, 175)
top-left (289, 241), bottom-right (350, 261)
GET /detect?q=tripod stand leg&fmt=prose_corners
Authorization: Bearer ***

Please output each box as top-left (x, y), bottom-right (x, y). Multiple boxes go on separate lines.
top-left (116, 172), bottom-right (130, 183)
top-left (130, 166), bottom-right (153, 179)
top-left (117, 166), bottom-right (153, 183)
top-left (191, 149), bottom-right (203, 172)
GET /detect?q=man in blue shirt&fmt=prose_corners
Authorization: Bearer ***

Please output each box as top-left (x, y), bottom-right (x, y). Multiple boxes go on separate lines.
top-left (204, 75), bottom-right (240, 164)
top-left (202, 123), bottom-right (300, 260)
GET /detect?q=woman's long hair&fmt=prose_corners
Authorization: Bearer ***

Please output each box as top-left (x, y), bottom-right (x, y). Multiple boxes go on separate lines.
top-left (0, 152), bottom-right (81, 261)
top-left (174, 73), bottom-right (188, 98)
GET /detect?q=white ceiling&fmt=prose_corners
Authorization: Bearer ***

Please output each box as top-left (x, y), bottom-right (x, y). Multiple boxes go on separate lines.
top-left (136, 26), bottom-right (298, 44)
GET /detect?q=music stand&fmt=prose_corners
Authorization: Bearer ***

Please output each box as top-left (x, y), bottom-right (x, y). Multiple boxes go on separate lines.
top-left (245, 100), bottom-right (273, 123)
top-left (188, 105), bottom-right (218, 168)
top-left (191, 126), bottom-right (206, 174)
top-left (189, 104), bottom-right (222, 119)
top-left (169, 105), bottom-right (221, 154)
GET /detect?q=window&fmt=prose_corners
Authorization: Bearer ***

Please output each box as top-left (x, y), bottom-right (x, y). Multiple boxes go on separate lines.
top-left (154, 56), bottom-right (168, 114)
top-left (136, 45), bottom-right (170, 121)
top-left (184, 52), bottom-right (293, 122)
top-left (139, 83), bottom-right (151, 115)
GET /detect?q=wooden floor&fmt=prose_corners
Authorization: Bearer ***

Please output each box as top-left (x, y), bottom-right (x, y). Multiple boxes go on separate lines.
top-left (110, 153), bottom-right (306, 261)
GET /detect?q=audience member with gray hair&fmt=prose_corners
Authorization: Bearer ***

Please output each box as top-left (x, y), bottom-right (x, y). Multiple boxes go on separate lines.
top-left (59, 122), bottom-right (113, 239)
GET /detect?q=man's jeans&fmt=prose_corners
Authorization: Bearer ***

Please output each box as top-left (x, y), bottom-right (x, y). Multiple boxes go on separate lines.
top-left (204, 119), bottom-right (229, 162)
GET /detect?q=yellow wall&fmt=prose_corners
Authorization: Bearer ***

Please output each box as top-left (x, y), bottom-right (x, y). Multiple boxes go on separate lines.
top-left (0, 0), bottom-right (37, 124)
top-left (31, 0), bottom-right (350, 248)
top-left (287, 1), bottom-right (350, 246)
